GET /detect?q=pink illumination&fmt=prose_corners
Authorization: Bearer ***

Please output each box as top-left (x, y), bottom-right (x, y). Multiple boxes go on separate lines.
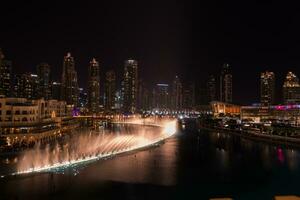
top-left (277, 148), bottom-right (285, 164)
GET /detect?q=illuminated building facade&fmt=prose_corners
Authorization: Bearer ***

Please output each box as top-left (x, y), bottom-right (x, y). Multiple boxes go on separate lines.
top-left (51, 82), bottom-right (61, 100)
top-left (220, 63), bottom-right (233, 103)
top-left (140, 86), bottom-right (151, 111)
top-left (260, 71), bottom-right (275, 106)
top-left (155, 84), bottom-right (169, 109)
top-left (241, 104), bottom-right (300, 125)
top-left (61, 53), bottom-right (79, 106)
top-left (79, 88), bottom-right (88, 108)
top-left (115, 89), bottom-right (123, 110)
top-left (13, 75), bottom-right (22, 98)
top-left (172, 76), bottom-right (183, 110)
top-left (87, 58), bottom-right (100, 113)
top-left (37, 63), bottom-right (51, 100)
top-left (151, 88), bottom-right (156, 109)
top-left (0, 49), bottom-right (12, 97)
top-left (123, 59), bottom-right (138, 113)
top-left (0, 97), bottom-right (66, 134)
top-left (137, 79), bottom-right (145, 111)
top-left (197, 83), bottom-right (209, 105)
top-left (14, 73), bottom-right (40, 99)
top-left (23, 73), bottom-right (40, 99)
top-left (210, 101), bottom-right (241, 117)
top-left (183, 83), bottom-right (195, 109)
top-left (283, 71), bottom-right (300, 104)
top-left (207, 75), bottom-right (216, 102)
top-left (104, 70), bottom-right (116, 111)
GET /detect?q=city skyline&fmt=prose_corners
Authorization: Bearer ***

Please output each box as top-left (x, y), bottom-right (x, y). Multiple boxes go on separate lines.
top-left (2, 2), bottom-right (300, 199)
top-left (3, 48), bottom-right (300, 108)
top-left (1, 1), bottom-right (300, 104)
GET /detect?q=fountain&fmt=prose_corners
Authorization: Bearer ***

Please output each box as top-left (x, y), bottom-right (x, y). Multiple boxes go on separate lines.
top-left (14, 120), bottom-right (177, 175)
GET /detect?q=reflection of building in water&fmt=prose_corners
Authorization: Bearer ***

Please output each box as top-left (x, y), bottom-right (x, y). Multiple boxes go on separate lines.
top-left (215, 148), bottom-right (229, 172)
top-left (261, 146), bottom-right (272, 170)
top-left (158, 138), bottom-right (178, 185)
top-left (286, 149), bottom-right (298, 171)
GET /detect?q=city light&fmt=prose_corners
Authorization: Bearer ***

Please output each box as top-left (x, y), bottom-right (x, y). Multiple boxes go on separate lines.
top-left (1, 2), bottom-right (300, 198)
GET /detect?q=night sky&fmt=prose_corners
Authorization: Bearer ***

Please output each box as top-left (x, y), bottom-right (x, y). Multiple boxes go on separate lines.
top-left (1, 1), bottom-right (300, 104)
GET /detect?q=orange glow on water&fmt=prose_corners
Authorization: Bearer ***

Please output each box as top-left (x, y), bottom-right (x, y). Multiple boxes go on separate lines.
top-left (14, 119), bottom-right (177, 175)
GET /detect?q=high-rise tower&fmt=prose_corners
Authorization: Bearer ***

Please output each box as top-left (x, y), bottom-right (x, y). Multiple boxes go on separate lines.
top-left (87, 58), bottom-right (100, 113)
top-left (14, 73), bottom-right (40, 99)
top-left (37, 63), bottom-right (51, 100)
top-left (220, 63), bottom-right (233, 103)
top-left (283, 71), bottom-right (300, 104)
top-left (207, 75), bottom-right (216, 102)
top-left (104, 70), bottom-right (116, 111)
top-left (172, 76), bottom-right (183, 110)
top-left (123, 59), bottom-right (138, 113)
top-left (260, 71), bottom-right (275, 106)
top-left (0, 49), bottom-right (12, 97)
top-left (61, 53), bottom-right (79, 106)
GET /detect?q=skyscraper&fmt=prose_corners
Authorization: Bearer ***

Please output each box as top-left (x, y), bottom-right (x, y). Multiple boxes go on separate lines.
top-left (207, 75), bottom-right (216, 102)
top-left (79, 88), bottom-right (88, 108)
top-left (260, 71), bottom-right (275, 106)
top-left (104, 70), bottom-right (116, 111)
top-left (87, 58), bottom-right (100, 113)
top-left (182, 83), bottom-right (195, 110)
top-left (141, 87), bottom-right (150, 111)
top-left (37, 63), bottom-right (51, 100)
top-left (123, 59), bottom-right (138, 113)
top-left (13, 74), bottom-right (22, 98)
top-left (61, 53), bottom-right (79, 106)
top-left (115, 89), bottom-right (123, 111)
top-left (197, 83), bottom-right (209, 105)
top-left (151, 88), bottom-right (157, 109)
top-left (14, 73), bottom-right (40, 99)
top-left (0, 49), bottom-right (12, 97)
top-left (137, 79), bottom-right (144, 111)
top-left (51, 81), bottom-right (61, 100)
top-left (220, 63), bottom-right (233, 103)
top-left (136, 80), bottom-right (151, 111)
top-left (283, 71), bottom-right (300, 104)
top-left (172, 76), bottom-right (183, 110)
top-left (155, 84), bottom-right (170, 109)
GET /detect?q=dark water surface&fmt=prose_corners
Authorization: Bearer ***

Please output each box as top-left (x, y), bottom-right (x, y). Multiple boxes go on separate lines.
top-left (1, 120), bottom-right (300, 199)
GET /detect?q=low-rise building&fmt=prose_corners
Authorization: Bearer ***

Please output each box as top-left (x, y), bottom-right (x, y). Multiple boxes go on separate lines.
top-left (0, 97), bottom-right (66, 134)
top-left (241, 104), bottom-right (300, 125)
top-left (210, 101), bottom-right (241, 117)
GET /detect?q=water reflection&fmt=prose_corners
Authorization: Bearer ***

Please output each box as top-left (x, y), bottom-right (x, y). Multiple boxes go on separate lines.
top-left (206, 130), bottom-right (300, 175)
top-left (77, 137), bottom-right (178, 186)
top-left (286, 149), bottom-right (298, 171)
top-left (215, 148), bottom-right (229, 171)
top-left (261, 146), bottom-right (272, 169)
top-left (2, 123), bottom-right (300, 199)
